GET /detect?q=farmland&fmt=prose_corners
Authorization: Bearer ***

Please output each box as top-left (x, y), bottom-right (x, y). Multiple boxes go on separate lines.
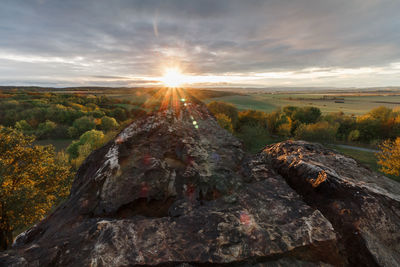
top-left (204, 91), bottom-right (400, 115)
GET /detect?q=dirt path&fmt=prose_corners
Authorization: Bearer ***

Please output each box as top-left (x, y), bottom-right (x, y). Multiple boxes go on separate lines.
top-left (334, 144), bottom-right (379, 153)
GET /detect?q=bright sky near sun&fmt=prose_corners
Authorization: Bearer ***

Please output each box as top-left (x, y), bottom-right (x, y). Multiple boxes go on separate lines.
top-left (0, 0), bottom-right (400, 88)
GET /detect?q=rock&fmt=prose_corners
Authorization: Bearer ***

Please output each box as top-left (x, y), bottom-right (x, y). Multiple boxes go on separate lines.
top-left (0, 93), bottom-right (398, 266)
top-left (263, 140), bottom-right (400, 267)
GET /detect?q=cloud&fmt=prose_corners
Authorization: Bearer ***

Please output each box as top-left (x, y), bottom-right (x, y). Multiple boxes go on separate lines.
top-left (0, 0), bottom-right (399, 87)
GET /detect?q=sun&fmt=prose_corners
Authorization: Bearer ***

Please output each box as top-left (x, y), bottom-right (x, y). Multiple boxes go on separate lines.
top-left (161, 68), bottom-right (185, 87)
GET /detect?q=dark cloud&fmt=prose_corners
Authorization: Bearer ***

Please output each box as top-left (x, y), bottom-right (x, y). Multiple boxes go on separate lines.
top-left (0, 0), bottom-right (399, 86)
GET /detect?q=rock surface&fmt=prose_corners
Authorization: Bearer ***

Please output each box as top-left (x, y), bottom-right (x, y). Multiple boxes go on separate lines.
top-left (0, 92), bottom-right (399, 266)
top-left (263, 141), bottom-right (400, 267)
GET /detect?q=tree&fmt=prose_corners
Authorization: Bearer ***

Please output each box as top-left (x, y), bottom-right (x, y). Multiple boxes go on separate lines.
top-left (347, 129), bottom-right (360, 142)
top-left (215, 113), bottom-right (233, 133)
top-left (238, 110), bottom-right (268, 129)
top-left (72, 116), bottom-right (96, 135)
top-left (368, 106), bottom-right (392, 121)
top-left (277, 122), bottom-right (292, 137)
top-left (67, 130), bottom-right (105, 168)
top-left (0, 127), bottom-right (73, 250)
top-left (265, 111), bottom-right (280, 134)
top-left (207, 101), bottom-right (239, 127)
top-left (282, 106), bottom-right (299, 118)
top-left (292, 107), bottom-right (321, 124)
top-left (37, 120), bottom-right (57, 139)
top-left (294, 121), bottom-right (338, 142)
top-left (15, 120), bottom-right (33, 134)
top-left (111, 107), bottom-right (128, 121)
top-left (323, 112), bottom-right (356, 141)
top-left (99, 116), bottom-right (119, 131)
top-left (377, 138), bottom-right (400, 176)
top-left (356, 114), bottom-right (380, 142)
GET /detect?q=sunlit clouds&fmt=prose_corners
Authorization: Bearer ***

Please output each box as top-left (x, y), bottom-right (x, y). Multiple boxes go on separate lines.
top-left (152, 63), bottom-right (400, 88)
top-left (0, 0), bottom-right (400, 87)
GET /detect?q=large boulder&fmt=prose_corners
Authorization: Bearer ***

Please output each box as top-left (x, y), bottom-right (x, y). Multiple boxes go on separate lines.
top-left (0, 94), bottom-right (399, 266)
top-left (263, 141), bottom-right (400, 266)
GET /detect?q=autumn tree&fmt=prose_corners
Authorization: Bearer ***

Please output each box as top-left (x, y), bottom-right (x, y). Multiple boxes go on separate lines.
top-left (377, 137), bottom-right (400, 176)
top-left (238, 110), bottom-right (268, 129)
top-left (215, 113), bottom-right (233, 133)
top-left (294, 121), bottom-right (338, 142)
top-left (208, 101), bottom-right (239, 127)
top-left (0, 127), bottom-right (73, 250)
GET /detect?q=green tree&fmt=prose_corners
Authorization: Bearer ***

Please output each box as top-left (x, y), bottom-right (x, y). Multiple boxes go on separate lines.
top-left (292, 107), bottom-right (321, 124)
top-left (111, 107), bottom-right (127, 121)
top-left (15, 120), bottom-right (33, 134)
top-left (67, 130), bottom-right (105, 168)
top-left (37, 120), bottom-right (57, 139)
top-left (67, 126), bottom-right (79, 138)
top-left (0, 127), bottom-right (73, 250)
top-left (99, 116), bottom-right (119, 131)
top-left (356, 114), bottom-right (380, 142)
top-left (72, 116), bottom-right (96, 135)
top-left (323, 112), bottom-right (356, 141)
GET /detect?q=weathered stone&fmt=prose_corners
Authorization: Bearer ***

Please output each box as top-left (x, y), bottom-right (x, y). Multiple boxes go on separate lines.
top-left (263, 141), bottom-right (400, 267)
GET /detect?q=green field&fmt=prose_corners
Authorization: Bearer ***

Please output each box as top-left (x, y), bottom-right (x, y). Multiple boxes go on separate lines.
top-left (204, 92), bottom-right (400, 115)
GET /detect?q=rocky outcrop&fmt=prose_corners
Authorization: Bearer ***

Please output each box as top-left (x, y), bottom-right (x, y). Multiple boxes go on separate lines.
top-left (0, 93), bottom-right (399, 266)
top-left (263, 141), bottom-right (400, 266)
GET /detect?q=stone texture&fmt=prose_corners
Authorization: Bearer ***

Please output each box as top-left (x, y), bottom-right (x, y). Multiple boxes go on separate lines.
top-left (263, 141), bottom-right (400, 267)
top-left (0, 94), bottom-right (399, 266)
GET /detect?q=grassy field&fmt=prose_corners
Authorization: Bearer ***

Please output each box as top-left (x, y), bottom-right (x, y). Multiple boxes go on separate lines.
top-left (204, 92), bottom-right (400, 115)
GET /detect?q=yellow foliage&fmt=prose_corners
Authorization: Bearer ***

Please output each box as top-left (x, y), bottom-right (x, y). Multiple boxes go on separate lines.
top-left (0, 126), bottom-right (73, 249)
top-left (215, 113), bottom-right (233, 133)
top-left (377, 137), bottom-right (400, 176)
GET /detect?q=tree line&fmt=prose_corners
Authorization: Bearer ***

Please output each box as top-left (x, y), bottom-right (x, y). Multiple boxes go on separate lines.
top-left (208, 101), bottom-right (400, 176)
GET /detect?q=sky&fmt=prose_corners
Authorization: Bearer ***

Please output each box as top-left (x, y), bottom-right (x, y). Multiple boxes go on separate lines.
top-left (0, 0), bottom-right (400, 88)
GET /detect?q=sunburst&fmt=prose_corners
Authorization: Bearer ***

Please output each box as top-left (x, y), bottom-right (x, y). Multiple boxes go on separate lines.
top-left (160, 68), bottom-right (185, 87)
